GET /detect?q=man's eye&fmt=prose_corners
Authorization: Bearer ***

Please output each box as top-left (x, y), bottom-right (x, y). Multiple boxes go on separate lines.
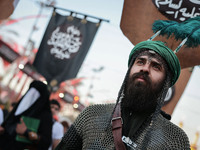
top-left (136, 60), bottom-right (144, 65)
top-left (153, 64), bottom-right (161, 71)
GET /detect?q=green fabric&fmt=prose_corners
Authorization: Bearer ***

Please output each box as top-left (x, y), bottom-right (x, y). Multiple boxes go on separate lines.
top-left (152, 17), bottom-right (200, 47)
top-left (128, 40), bottom-right (180, 86)
top-left (16, 116), bottom-right (40, 144)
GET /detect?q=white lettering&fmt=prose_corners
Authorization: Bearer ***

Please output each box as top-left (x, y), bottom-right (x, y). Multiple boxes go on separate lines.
top-left (155, 0), bottom-right (171, 8)
top-left (47, 26), bottom-right (82, 60)
top-left (189, 0), bottom-right (200, 4)
top-left (169, 0), bottom-right (182, 9)
top-left (154, 0), bottom-right (200, 21)
top-left (155, 0), bottom-right (183, 9)
top-left (180, 7), bottom-right (195, 18)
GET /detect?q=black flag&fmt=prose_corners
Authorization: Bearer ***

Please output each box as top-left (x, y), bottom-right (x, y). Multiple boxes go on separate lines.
top-left (33, 11), bottom-right (100, 86)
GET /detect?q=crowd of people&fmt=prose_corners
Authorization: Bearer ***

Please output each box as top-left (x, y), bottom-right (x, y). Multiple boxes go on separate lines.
top-left (0, 2), bottom-right (70, 149)
top-left (0, 80), bottom-right (70, 150)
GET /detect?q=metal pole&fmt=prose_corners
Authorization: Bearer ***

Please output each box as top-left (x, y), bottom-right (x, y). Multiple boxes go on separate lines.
top-left (46, 4), bottom-right (110, 23)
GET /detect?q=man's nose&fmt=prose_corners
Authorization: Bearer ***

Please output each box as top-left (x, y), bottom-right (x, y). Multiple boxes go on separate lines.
top-left (140, 63), bottom-right (150, 73)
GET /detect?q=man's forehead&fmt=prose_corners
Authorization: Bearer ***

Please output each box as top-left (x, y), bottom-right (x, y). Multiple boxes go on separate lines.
top-left (148, 50), bottom-right (156, 54)
top-left (136, 50), bottom-right (164, 63)
top-left (136, 55), bottom-right (160, 62)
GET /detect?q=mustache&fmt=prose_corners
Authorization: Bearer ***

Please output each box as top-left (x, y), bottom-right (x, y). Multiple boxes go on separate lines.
top-left (129, 72), bottom-right (151, 84)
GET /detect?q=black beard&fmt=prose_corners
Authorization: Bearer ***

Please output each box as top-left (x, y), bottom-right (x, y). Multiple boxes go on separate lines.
top-left (121, 72), bottom-right (163, 113)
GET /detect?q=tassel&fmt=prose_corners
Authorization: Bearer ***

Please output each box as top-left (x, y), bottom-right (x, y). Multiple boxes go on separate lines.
top-left (152, 16), bottom-right (200, 48)
top-left (152, 20), bottom-right (178, 38)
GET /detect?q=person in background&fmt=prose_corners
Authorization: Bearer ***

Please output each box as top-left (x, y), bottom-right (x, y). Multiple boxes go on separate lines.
top-left (0, 0), bottom-right (20, 140)
top-left (0, 0), bottom-right (20, 135)
top-left (49, 99), bottom-right (64, 150)
top-left (9, 102), bottom-right (17, 112)
top-left (0, 107), bottom-right (3, 125)
top-left (55, 40), bottom-right (190, 149)
top-left (61, 120), bottom-right (70, 134)
top-left (0, 107), bottom-right (4, 135)
top-left (0, 80), bottom-right (53, 150)
top-left (0, 0), bottom-right (20, 133)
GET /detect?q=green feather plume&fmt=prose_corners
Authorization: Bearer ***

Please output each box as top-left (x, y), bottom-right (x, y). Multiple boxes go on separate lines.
top-left (152, 20), bottom-right (178, 38)
top-left (152, 16), bottom-right (200, 48)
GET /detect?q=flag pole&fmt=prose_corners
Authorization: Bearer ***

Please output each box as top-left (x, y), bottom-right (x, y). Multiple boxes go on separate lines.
top-left (45, 4), bottom-right (110, 23)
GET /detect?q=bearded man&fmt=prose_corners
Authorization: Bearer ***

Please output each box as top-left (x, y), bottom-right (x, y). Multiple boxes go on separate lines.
top-left (55, 41), bottom-right (190, 150)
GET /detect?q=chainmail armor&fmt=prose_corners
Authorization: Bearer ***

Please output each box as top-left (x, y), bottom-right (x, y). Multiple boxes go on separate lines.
top-left (132, 113), bottom-right (190, 149)
top-left (56, 47), bottom-right (190, 150)
top-left (57, 103), bottom-right (190, 150)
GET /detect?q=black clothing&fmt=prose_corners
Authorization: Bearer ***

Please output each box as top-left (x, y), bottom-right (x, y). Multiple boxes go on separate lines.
top-left (0, 80), bottom-right (53, 150)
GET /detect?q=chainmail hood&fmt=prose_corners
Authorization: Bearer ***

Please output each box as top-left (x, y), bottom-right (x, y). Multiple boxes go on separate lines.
top-left (56, 41), bottom-right (190, 150)
top-left (113, 42), bottom-right (181, 148)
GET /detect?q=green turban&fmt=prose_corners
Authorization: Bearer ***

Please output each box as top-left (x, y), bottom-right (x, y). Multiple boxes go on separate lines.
top-left (128, 40), bottom-right (181, 86)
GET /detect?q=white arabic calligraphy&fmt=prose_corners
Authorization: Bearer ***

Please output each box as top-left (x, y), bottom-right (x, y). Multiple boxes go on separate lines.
top-left (155, 0), bottom-right (183, 9)
top-left (47, 26), bottom-right (82, 60)
top-left (189, 0), bottom-right (200, 4)
top-left (154, 0), bottom-right (200, 21)
top-left (166, 7), bottom-right (200, 21)
top-left (180, 7), bottom-right (195, 17)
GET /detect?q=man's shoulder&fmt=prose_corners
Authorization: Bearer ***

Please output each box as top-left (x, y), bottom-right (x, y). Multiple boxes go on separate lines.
top-left (158, 114), bottom-right (180, 128)
top-left (80, 103), bottom-right (115, 117)
top-left (158, 114), bottom-right (189, 139)
top-left (85, 103), bottom-right (115, 111)
top-left (137, 114), bottom-right (190, 149)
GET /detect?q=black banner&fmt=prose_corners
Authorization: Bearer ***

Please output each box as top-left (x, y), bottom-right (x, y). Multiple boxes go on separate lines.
top-left (33, 11), bottom-right (100, 86)
top-left (152, 0), bottom-right (200, 22)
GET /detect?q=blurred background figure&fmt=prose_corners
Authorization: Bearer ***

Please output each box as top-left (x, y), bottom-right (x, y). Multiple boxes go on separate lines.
top-left (0, 80), bottom-right (53, 150)
top-left (0, 107), bottom-right (4, 135)
top-left (49, 99), bottom-right (64, 150)
top-left (61, 120), bottom-right (70, 134)
top-left (9, 102), bottom-right (17, 112)
top-left (0, 0), bottom-right (20, 138)
top-left (0, 107), bottom-right (3, 125)
top-left (0, 0), bottom-right (20, 137)
top-left (0, 0), bottom-right (19, 20)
